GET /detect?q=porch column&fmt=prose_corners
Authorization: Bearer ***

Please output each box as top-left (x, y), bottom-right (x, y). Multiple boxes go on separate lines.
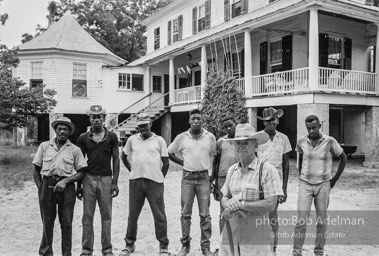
top-left (308, 8), bottom-right (319, 90)
top-left (244, 29), bottom-right (253, 96)
top-left (201, 44), bottom-right (207, 99)
top-left (363, 106), bottom-right (379, 168)
top-left (161, 112), bottom-right (172, 145)
top-left (247, 107), bottom-right (257, 129)
top-left (169, 58), bottom-right (175, 105)
top-left (297, 103), bottom-right (329, 140)
top-left (376, 24), bottom-right (379, 93)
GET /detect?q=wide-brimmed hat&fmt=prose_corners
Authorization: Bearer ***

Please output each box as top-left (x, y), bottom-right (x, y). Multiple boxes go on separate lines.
top-left (51, 117), bottom-right (75, 136)
top-left (257, 107), bottom-right (284, 121)
top-left (85, 105), bottom-right (107, 116)
top-left (226, 123), bottom-right (269, 145)
top-left (136, 112), bottom-right (151, 126)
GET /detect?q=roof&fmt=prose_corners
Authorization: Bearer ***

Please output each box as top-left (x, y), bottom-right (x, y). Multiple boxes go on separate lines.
top-left (19, 12), bottom-right (125, 64)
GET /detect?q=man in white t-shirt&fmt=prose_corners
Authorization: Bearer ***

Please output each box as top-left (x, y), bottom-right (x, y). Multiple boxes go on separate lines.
top-left (120, 113), bottom-right (170, 256)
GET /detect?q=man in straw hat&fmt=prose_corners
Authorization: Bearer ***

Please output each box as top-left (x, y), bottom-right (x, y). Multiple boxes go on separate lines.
top-left (219, 123), bottom-right (282, 256)
top-left (257, 107), bottom-right (292, 252)
top-left (292, 115), bottom-right (346, 256)
top-left (168, 109), bottom-right (217, 256)
top-left (77, 105), bottom-right (120, 256)
top-left (32, 116), bottom-right (87, 256)
top-left (120, 112), bottom-right (170, 256)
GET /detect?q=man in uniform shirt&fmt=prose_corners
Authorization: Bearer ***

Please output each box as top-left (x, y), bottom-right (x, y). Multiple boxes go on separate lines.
top-left (77, 105), bottom-right (120, 256)
top-left (257, 107), bottom-right (292, 252)
top-left (292, 115), bottom-right (347, 256)
top-left (212, 115), bottom-right (239, 233)
top-left (32, 117), bottom-right (87, 256)
top-left (168, 109), bottom-right (217, 256)
top-left (120, 113), bottom-right (170, 256)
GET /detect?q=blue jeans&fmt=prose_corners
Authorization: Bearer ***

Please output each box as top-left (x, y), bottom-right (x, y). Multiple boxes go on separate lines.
top-left (38, 176), bottom-right (76, 256)
top-left (293, 180), bottom-right (331, 256)
top-left (218, 176), bottom-right (226, 234)
top-left (124, 178), bottom-right (169, 248)
top-left (82, 174), bottom-right (113, 255)
top-left (181, 170), bottom-right (212, 250)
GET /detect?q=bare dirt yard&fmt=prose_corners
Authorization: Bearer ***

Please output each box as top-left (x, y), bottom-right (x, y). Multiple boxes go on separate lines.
top-left (0, 159), bottom-right (378, 256)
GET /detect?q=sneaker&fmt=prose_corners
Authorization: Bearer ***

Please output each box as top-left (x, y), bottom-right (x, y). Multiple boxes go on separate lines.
top-left (119, 244), bottom-right (135, 256)
top-left (177, 244), bottom-right (190, 256)
top-left (201, 249), bottom-right (214, 256)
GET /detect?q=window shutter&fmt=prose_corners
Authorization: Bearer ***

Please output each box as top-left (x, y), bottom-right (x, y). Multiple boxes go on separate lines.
top-left (241, 0), bottom-right (248, 14)
top-left (224, 0), bottom-right (230, 21)
top-left (205, 0), bottom-right (211, 29)
top-left (374, 46), bottom-right (376, 73)
top-left (344, 38), bottom-right (352, 70)
top-left (282, 35), bottom-right (292, 71)
top-left (260, 42), bottom-right (268, 75)
top-left (167, 20), bottom-right (172, 45)
top-left (192, 7), bottom-right (197, 35)
top-left (319, 33), bottom-right (329, 67)
top-left (178, 15), bottom-right (183, 41)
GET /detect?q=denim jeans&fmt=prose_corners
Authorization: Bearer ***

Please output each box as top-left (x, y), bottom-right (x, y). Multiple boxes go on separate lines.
top-left (293, 180), bottom-right (331, 256)
top-left (82, 174), bottom-right (113, 255)
top-left (38, 176), bottom-right (76, 256)
top-left (124, 178), bottom-right (169, 248)
top-left (181, 170), bottom-right (212, 250)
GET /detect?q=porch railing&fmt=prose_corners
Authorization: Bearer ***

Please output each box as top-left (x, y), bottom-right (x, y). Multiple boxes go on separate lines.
top-left (236, 78), bottom-right (245, 93)
top-left (174, 85), bottom-right (201, 103)
top-left (251, 67), bottom-right (309, 95)
top-left (318, 67), bottom-right (377, 93)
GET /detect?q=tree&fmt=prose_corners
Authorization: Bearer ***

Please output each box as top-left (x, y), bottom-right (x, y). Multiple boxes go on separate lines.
top-left (0, 46), bottom-right (57, 131)
top-left (0, 0), bottom-right (8, 25)
top-left (201, 70), bottom-right (248, 138)
top-left (42, 0), bottom-right (171, 63)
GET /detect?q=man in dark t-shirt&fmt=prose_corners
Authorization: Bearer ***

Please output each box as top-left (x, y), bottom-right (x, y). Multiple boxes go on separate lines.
top-left (77, 105), bottom-right (120, 256)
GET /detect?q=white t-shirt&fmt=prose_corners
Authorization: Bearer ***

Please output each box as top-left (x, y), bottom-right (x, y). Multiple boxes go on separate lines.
top-left (123, 133), bottom-right (168, 183)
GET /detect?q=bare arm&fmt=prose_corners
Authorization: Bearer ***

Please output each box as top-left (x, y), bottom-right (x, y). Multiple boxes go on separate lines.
top-left (121, 151), bottom-right (131, 171)
top-left (168, 152), bottom-right (183, 166)
top-left (211, 153), bottom-right (220, 183)
top-left (54, 169), bottom-right (85, 192)
top-left (161, 156), bottom-right (170, 177)
top-left (298, 153), bottom-right (303, 177)
top-left (331, 152), bottom-right (347, 188)
top-left (33, 164), bottom-right (42, 189)
top-left (241, 196), bottom-right (278, 213)
top-left (111, 144), bottom-right (120, 197)
top-left (280, 152), bottom-right (290, 203)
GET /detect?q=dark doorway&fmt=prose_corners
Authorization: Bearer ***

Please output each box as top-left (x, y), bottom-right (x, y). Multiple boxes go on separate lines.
top-left (64, 114), bottom-right (91, 145)
top-left (164, 74), bottom-right (169, 106)
top-left (172, 112), bottom-right (190, 140)
top-left (38, 114), bottom-right (50, 143)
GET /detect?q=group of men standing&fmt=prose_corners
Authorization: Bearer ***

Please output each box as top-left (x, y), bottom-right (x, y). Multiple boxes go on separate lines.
top-left (32, 104), bottom-right (346, 256)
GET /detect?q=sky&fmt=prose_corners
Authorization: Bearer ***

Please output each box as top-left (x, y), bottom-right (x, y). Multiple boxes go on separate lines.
top-left (0, 0), bottom-right (51, 48)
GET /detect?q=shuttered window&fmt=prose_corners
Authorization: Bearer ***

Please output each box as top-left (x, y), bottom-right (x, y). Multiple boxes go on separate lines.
top-left (192, 7), bottom-right (197, 35)
top-left (167, 20), bottom-right (172, 45)
top-left (224, 0), bottom-right (230, 21)
top-left (154, 27), bottom-right (160, 50)
top-left (319, 34), bottom-right (352, 70)
top-left (260, 42), bottom-right (268, 75)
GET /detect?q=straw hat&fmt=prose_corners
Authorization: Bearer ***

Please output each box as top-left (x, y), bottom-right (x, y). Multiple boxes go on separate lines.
top-left (226, 123), bottom-right (269, 145)
top-left (257, 107), bottom-right (284, 121)
top-left (51, 117), bottom-right (75, 136)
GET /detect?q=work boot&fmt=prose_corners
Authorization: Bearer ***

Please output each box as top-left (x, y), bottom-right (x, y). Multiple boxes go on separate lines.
top-left (119, 243), bottom-right (135, 256)
top-left (201, 248), bottom-right (214, 256)
top-left (177, 243), bottom-right (190, 256)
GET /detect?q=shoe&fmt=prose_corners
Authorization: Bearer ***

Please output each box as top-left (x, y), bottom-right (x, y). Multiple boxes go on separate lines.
top-left (80, 252), bottom-right (93, 256)
top-left (201, 249), bottom-right (214, 256)
top-left (119, 244), bottom-right (135, 256)
top-left (102, 253), bottom-right (114, 256)
top-left (159, 244), bottom-right (171, 255)
top-left (177, 244), bottom-right (190, 256)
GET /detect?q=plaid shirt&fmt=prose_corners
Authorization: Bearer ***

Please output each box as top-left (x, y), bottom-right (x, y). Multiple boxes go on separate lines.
top-left (221, 157), bottom-right (283, 202)
top-left (257, 130), bottom-right (292, 179)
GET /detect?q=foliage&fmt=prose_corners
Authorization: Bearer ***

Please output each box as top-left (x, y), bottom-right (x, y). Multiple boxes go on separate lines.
top-left (0, 45), bottom-right (57, 130)
top-left (201, 70), bottom-right (248, 138)
top-left (0, 0), bottom-right (8, 25)
top-left (33, 0), bottom-right (171, 63)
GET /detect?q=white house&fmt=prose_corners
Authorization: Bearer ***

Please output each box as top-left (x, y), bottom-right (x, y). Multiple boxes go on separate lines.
top-left (14, 1), bottom-right (379, 168)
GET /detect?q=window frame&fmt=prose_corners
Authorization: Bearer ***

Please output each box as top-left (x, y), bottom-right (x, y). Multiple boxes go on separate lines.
top-left (269, 39), bottom-right (283, 67)
top-left (154, 27), bottom-right (160, 50)
top-left (172, 18), bottom-right (179, 42)
top-left (72, 62), bottom-right (87, 98)
top-left (152, 75), bottom-right (162, 93)
top-left (231, 0), bottom-right (242, 18)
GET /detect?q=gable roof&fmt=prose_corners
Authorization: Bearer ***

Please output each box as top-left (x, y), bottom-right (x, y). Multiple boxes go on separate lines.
top-left (19, 12), bottom-right (125, 65)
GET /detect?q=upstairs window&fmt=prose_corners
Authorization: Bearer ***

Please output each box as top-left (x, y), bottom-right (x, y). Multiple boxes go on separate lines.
top-left (72, 63), bottom-right (87, 97)
top-left (270, 40), bottom-right (282, 67)
top-left (168, 15), bottom-right (183, 45)
top-left (224, 50), bottom-right (244, 78)
top-left (319, 34), bottom-right (352, 70)
top-left (118, 73), bottom-right (130, 90)
top-left (193, 0), bottom-right (211, 34)
top-left (154, 27), bottom-right (160, 50)
top-left (30, 61), bottom-right (43, 88)
top-left (225, 0), bottom-right (248, 21)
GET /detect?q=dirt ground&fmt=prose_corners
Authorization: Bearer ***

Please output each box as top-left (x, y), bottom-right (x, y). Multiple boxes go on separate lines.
top-left (0, 159), bottom-right (378, 256)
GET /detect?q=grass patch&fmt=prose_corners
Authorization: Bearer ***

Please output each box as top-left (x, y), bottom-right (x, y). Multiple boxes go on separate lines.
top-left (0, 145), bottom-right (37, 190)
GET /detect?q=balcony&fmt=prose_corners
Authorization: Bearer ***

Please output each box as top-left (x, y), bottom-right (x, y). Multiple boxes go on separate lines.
top-left (174, 85), bottom-right (201, 104)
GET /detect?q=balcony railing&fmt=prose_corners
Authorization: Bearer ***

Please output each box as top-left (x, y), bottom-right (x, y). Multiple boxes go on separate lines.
top-left (174, 85), bottom-right (201, 103)
top-left (318, 67), bottom-right (377, 94)
top-left (236, 78), bottom-right (245, 93)
top-left (251, 68), bottom-right (309, 95)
